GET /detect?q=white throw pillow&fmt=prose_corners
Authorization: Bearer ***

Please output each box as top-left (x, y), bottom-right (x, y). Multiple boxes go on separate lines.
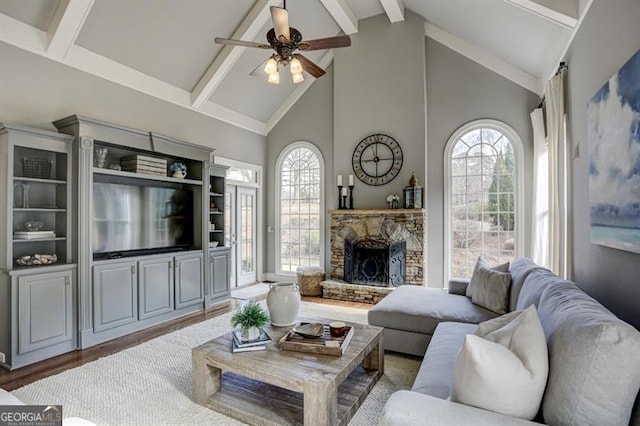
top-left (466, 257), bottom-right (510, 298)
top-left (451, 305), bottom-right (549, 420)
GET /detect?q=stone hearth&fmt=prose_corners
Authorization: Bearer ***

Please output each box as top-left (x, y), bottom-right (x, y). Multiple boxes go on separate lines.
top-left (330, 209), bottom-right (426, 292)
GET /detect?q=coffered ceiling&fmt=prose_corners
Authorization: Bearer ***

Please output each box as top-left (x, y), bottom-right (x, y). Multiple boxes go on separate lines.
top-left (0, 0), bottom-right (589, 136)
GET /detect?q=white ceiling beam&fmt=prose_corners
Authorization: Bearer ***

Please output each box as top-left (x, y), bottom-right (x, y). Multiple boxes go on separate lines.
top-left (380, 0), bottom-right (405, 23)
top-left (266, 50), bottom-right (334, 133)
top-left (319, 0), bottom-right (358, 35)
top-left (190, 0), bottom-right (278, 109)
top-left (0, 14), bottom-right (267, 135)
top-left (503, 0), bottom-right (578, 29)
top-left (46, 0), bottom-right (94, 58)
top-left (424, 22), bottom-right (542, 95)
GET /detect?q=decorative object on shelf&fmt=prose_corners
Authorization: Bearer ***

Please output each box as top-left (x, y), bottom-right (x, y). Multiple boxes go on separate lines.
top-left (386, 194), bottom-right (400, 209)
top-left (21, 183), bottom-right (31, 208)
top-left (14, 230), bottom-right (56, 239)
top-left (94, 147), bottom-right (108, 168)
top-left (209, 241), bottom-right (219, 248)
top-left (121, 154), bottom-right (167, 176)
top-left (22, 157), bottom-right (52, 179)
top-left (170, 162), bottom-right (187, 178)
top-left (108, 164), bottom-right (121, 171)
top-left (209, 222), bottom-right (216, 231)
top-left (352, 134), bottom-right (403, 186)
top-left (267, 282), bottom-right (301, 326)
top-left (23, 220), bottom-right (44, 231)
top-left (231, 300), bottom-right (270, 341)
top-left (403, 172), bottom-right (424, 209)
top-left (15, 254), bottom-right (57, 266)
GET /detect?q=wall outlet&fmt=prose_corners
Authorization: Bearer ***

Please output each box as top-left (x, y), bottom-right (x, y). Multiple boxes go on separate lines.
top-left (0, 352), bottom-right (5, 364)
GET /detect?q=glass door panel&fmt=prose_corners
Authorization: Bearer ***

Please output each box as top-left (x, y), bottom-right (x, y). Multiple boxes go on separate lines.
top-left (237, 187), bottom-right (257, 286)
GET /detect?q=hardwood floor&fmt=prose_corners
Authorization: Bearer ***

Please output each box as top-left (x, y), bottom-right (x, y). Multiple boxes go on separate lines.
top-left (0, 295), bottom-right (370, 391)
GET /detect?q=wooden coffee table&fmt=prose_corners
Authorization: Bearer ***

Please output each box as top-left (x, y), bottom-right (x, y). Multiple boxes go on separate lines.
top-left (192, 317), bottom-right (384, 426)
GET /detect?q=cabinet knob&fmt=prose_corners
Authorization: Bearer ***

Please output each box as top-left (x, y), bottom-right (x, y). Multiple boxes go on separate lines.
top-left (174, 259), bottom-right (179, 269)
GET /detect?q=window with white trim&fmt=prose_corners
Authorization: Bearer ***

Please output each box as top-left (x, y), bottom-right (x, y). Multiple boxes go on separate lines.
top-left (276, 142), bottom-right (324, 274)
top-left (445, 120), bottom-right (524, 279)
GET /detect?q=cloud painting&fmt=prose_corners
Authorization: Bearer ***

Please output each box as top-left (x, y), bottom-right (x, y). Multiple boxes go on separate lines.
top-left (588, 48), bottom-right (640, 253)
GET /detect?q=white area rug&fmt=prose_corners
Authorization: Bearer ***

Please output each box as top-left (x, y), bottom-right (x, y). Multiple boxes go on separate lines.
top-left (230, 283), bottom-right (270, 300)
top-left (12, 301), bottom-right (420, 425)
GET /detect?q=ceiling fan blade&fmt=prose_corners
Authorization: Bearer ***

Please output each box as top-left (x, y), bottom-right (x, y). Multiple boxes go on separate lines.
top-left (298, 35), bottom-right (351, 51)
top-left (214, 37), bottom-right (271, 49)
top-left (270, 6), bottom-right (290, 42)
top-left (295, 54), bottom-right (326, 79)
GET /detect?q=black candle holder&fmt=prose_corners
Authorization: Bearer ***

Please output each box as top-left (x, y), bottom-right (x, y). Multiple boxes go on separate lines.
top-left (348, 185), bottom-right (354, 209)
top-left (341, 194), bottom-right (348, 210)
top-left (337, 185), bottom-right (345, 209)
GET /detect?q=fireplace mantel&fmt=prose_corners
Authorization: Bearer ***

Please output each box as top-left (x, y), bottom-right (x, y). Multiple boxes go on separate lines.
top-left (329, 209), bottom-right (425, 215)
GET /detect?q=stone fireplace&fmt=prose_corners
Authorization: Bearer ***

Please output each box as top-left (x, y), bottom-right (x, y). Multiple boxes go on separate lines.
top-left (323, 209), bottom-right (426, 303)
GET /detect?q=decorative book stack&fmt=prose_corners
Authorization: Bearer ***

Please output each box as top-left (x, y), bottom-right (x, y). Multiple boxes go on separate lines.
top-left (231, 329), bottom-right (272, 353)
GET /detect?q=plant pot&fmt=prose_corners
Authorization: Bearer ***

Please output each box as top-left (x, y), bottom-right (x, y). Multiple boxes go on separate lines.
top-left (241, 326), bottom-right (260, 341)
top-left (267, 282), bottom-right (301, 327)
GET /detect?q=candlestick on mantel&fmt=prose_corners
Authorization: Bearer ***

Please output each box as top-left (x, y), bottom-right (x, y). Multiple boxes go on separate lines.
top-left (337, 185), bottom-right (344, 209)
top-left (341, 187), bottom-right (348, 196)
top-left (348, 174), bottom-right (354, 186)
top-left (337, 174), bottom-right (343, 187)
top-left (348, 185), bottom-right (354, 209)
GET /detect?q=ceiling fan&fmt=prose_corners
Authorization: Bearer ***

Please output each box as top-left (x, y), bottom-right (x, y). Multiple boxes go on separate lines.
top-left (215, 2), bottom-right (351, 85)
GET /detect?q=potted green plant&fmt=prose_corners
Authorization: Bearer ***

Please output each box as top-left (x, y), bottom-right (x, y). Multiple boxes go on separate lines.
top-left (231, 301), bottom-right (270, 340)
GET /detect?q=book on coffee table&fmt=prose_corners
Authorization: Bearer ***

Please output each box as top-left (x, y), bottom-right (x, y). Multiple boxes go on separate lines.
top-left (232, 329), bottom-right (272, 348)
top-left (231, 341), bottom-right (267, 353)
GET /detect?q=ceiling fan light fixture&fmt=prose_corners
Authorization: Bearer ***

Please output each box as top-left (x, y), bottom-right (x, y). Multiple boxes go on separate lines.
top-left (290, 57), bottom-right (303, 74)
top-left (264, 56), bottom-right (279, 74)
top-left (292, 72), bottom-right (304, 84)
top-left (267, 71), bottom-right (280, 85)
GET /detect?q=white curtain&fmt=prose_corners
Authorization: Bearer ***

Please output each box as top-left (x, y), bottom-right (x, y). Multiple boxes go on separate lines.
top-left (530, 108), bottom-right (548, 267)
top-left (532, 68), bottom-right (571, 278)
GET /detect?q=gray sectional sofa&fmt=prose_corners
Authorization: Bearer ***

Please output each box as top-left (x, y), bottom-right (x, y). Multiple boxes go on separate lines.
top-left (368, 258), bottom-right (640, 425)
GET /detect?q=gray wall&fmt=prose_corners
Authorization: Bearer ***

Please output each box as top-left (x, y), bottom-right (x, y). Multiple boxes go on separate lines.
top-left (333, 12), bottom-right (427, 209)
top-left (0, 42), bottom-right (266, 164)
top-left (425, 38), bottom-right (539, 287)
top-left (266, 65), bottom-right (335, 274)
top-left (565, 1), bottom-right (640, 328)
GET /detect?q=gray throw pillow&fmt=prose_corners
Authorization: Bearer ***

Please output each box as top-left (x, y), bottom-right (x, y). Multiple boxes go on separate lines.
top-left (471, 266), bottom-right (512, 314)
top-left (466, 257), bottom-right (510, 298)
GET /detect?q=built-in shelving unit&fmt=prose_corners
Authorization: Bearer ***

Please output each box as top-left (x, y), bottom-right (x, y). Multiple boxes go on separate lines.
top-left (0, 124), bottom-right (77, 370)
top-left (208, 166), bottom-right (227, 249)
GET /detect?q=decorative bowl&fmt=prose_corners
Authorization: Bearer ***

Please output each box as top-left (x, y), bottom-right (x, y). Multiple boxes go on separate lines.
top-left (24, 220), bottom-right (44, 231)
top-left (293, 323), bottom-right (324, 338)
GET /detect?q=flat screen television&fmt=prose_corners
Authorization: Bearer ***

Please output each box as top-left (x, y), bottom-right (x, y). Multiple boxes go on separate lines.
top-left (93, 181), bottom-right (193, 258)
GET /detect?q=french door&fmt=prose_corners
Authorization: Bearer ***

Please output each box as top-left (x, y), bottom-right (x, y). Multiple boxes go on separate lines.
top-left (225, 185), bottom-right (257, 287)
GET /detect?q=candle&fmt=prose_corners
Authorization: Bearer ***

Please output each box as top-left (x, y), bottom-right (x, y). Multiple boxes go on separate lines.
top-left (348, 174), bottom-right (354, 186)
top-left (342, 187), bottom-right (348, 196)
top-left (337, 174), bottom-right (343, 186)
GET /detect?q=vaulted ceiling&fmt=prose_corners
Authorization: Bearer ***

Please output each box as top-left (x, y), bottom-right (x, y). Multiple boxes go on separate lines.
top-left (0, 0), bottom-right (587, 136)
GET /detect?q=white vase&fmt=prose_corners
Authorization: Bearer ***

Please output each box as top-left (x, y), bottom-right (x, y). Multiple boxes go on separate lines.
top-left (267, 282), bottom-right (301, 327)
top-left (241, 326), bottom-right (260, 341)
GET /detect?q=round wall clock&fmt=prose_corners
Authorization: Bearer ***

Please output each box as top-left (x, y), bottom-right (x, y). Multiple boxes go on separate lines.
top-left (352, 134), bottom-right (403, 186)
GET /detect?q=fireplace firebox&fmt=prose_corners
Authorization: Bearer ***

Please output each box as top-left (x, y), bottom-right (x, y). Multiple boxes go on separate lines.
top-left (344, 238), bottom-right (406, 287)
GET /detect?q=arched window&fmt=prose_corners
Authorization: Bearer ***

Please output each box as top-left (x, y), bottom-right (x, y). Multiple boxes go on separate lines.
top-left (276, 142), bottom-right (324, 274)
top-left (444, 120), bottom-right (524, 279)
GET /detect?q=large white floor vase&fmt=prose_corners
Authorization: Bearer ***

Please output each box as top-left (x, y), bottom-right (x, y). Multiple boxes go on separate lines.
top-left (267, 282), bottom-right (301, 326)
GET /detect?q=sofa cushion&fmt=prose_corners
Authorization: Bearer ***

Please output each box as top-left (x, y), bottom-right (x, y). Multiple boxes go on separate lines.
top-left (368, 286), bottom-right (498, 336)
top-left (451, 306), bottom-right (548, 420)
top-left (471, 266), bottom-right (512, 314)
top-left (508, 257), bottom-right (546, 312)
top-left (412, 322), bottom-right (478, 398)
top-left (516, 268), bottom-right (562, 310)
top-left (538, 280), bottom-right (640, 426)
top-left (466, 257), bottom-right (509, 298)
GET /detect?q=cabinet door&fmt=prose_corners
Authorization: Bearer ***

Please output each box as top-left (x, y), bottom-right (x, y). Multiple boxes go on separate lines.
top-left (175, 253), bottom-right (203, 309)
top-left (210, 250), bottom-right (230, 299)
top-left (138, 257), bottom-right (174, 320)
top-left (18, 270), bottom-right (73, 354)
top-left (93, 261), bottom-right (138, 332)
